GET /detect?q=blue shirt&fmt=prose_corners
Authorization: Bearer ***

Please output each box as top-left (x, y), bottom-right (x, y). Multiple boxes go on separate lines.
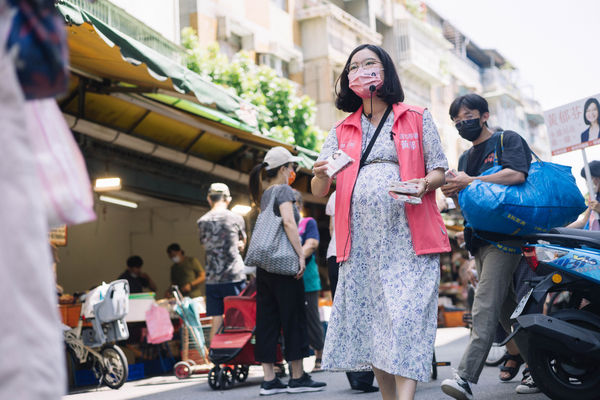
top-left (299, 217), bottom-right (321, 292)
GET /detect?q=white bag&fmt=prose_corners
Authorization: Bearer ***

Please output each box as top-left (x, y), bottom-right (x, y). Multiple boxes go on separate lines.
top-left (24, 99), bottom-right (96, 228)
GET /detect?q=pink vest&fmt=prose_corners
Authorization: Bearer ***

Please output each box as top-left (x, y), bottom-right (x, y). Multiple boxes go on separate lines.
top-left (335, 102), bottom-right (450, 262)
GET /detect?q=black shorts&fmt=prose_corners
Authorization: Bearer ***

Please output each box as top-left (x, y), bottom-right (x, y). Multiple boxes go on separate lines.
top-left (205, 280), bottom-right (246, 316)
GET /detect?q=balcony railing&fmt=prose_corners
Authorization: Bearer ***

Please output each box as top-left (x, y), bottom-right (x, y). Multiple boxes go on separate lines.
top-left (482, 67), bottom-right (521, 100)
top-left (67, 0), bottom-right (184, 61)
top-left (446, 51), bottom-right (481, 90)
top-left (395, 18), bottom-right (450, 85)
top-left (296, 0), bottom-right (382, 45)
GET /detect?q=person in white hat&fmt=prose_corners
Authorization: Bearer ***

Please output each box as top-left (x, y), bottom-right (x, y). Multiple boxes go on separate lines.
top-left (197, 182), bottom-right (248, 341)
top-left (248, 146), bottom-right (326, 395)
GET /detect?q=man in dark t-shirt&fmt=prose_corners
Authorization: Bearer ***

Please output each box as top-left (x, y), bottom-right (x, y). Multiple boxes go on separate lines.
top-left (456, 128), bottom-right (532, 252)
top-left (118, 255), bottom-right (157, 294)
top-left (440, 94), bottom-right (532, 399)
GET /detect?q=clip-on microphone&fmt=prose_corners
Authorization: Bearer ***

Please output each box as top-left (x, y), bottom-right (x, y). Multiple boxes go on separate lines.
top-left (365, 85), bottom-right (376, 119)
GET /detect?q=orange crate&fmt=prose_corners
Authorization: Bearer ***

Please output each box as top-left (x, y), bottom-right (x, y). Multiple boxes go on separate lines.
top-left (59, 304), bottom-right (82, 327)
top-left (442, 310), bottom-right (466, 328)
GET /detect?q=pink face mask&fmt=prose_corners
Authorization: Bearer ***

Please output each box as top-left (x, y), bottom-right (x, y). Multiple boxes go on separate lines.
top-left (348, 68), bottom-right (383, 99)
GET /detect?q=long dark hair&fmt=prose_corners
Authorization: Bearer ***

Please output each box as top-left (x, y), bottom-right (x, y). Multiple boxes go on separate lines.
top-left (584, 98), bottom-right (600, 125)
top-left (248, 162), bottom-right (289, 207)
top-left (335, 44), bottom-right (404, 113)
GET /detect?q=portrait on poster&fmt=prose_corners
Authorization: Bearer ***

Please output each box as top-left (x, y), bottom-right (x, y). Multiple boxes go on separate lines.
top-left (544, 94), bottom-right (600, 155)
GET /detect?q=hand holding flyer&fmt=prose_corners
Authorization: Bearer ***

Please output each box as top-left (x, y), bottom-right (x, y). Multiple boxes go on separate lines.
top-left (388, 181), bottom-right (422, 204)
top-left (445, 169), bottom-right (457, 180)
top-left (388, 181), bottom-right (420, 195)
top-left (325, 149), bottom-right (354, 178)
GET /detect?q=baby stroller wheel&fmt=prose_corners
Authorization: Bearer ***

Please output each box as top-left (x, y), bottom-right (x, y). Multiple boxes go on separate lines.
top-left (101, 345), bottom-right (128, 389)
top-left (174, 361), bottom-right (192, 379)
top-left (218, 366), bottom-right (235, 390)
top-left (234, 365), bottom-right (249, 382)
top-left (208, 366), bottom-right (221, 390)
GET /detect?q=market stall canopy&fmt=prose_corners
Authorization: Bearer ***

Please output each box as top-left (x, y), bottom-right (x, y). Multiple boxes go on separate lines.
top-left (56, 0), bottom-right (244, 119)
top-left (55, 1), bottom-right (317, 170)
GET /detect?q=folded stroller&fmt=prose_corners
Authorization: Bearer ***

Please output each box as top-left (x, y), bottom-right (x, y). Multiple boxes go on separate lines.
top-left (207, 280), bottom-right (283, 390)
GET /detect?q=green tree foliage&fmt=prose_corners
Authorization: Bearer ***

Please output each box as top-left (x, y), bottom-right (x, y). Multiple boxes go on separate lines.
top-left (181, 28), bottom-right (325, 150)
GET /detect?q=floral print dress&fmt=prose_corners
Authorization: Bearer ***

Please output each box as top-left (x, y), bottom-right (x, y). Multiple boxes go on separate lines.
top-left (318, 109), bottom-right (448, 382)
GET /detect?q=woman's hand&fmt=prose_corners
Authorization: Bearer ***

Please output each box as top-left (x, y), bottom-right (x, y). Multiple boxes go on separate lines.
top-left (406, 178), bottom-right (427, 198)
top-left (311, 160), bottom-right (332, 197)
top-left (590, 200), bottom-right (600, 214)
top-left (312, 160), bottom-right (329, 180)
top-left (295, 256), bottom-right (306, 280)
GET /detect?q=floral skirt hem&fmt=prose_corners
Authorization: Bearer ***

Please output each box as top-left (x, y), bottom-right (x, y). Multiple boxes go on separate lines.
top-left (321, 361), bottom-right (431, 383)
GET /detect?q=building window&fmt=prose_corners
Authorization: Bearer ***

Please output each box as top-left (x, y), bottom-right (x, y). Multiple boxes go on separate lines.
top-left (257, 53), bottom-right (290, 78)
top-left (271, 0), bottom-right (288, 12)
top-left (220, 33), bottom-right (242, 59)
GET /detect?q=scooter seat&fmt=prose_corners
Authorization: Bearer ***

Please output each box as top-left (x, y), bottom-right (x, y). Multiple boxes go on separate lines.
top-left (551, 227), bottom-right (600, 240)
top-left (526, 227), bottom-right (600, 250)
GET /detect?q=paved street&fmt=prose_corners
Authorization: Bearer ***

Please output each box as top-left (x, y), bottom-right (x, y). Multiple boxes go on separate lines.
top-left (63, 328), bottom-right (549, 400)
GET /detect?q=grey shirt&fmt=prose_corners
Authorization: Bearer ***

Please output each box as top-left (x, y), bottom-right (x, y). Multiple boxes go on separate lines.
top-left (260, 184), bottom-right (300, 222)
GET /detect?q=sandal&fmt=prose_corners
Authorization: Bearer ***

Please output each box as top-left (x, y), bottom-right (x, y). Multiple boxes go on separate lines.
top-left (274, 363), bottom-right (287, 378)
top-left (312, 358), bottom-right (322, 373)
top-left (499, 352), bottom-right (524, 382)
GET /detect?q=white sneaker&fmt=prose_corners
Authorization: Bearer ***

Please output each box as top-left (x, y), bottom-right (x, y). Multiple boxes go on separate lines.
top-left (516, 374), bottom-right (541, 394)
top-left (441, 373), bottom-right (474, 400)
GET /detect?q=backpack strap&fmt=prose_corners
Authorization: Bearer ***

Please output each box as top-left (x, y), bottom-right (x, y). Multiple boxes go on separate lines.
top-left (493, 131), bottom-right (504, 166)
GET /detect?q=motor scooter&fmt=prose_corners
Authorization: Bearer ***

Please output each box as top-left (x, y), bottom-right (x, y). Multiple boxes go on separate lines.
top-left (503, 227), bottom-right (600, 400)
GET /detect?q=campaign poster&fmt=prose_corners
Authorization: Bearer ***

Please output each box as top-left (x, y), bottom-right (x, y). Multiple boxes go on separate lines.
top-left (544, 94), bottom-right (600, 155)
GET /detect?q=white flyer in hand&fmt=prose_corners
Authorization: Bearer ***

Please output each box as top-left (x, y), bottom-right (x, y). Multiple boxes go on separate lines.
top-left (325, 149), bottom-right (354, 178)
top-left (388, 181), bottom-right (420, 195)
top-left (388, 191), bottom-right (422, 204)
top-left (388, 181), bottom-right (422, 204)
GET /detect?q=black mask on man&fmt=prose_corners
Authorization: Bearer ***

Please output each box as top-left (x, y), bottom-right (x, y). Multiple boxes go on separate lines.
top-left (455, 118), bottom-right (483, 141)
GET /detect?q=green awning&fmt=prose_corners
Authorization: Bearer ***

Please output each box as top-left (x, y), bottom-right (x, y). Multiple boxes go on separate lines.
top-left (142, 93), bottom-right (318, 169)
top-left (142, 92), bottom-right (256, 133)
top-left (56, 0), bottom-right (251, 123)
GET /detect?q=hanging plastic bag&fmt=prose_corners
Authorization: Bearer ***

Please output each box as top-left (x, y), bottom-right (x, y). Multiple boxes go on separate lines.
top-left (24, 99), bottom-right (96, 228)
top-left (6, 0), bottom-right (69, 99)
top-left (145, 304), bottom-right (174, 344)
top-left (459, 150), bottom-right (587, 236)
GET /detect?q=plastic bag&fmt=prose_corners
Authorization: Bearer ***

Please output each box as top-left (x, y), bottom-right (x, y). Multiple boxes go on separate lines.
top-left (459, 160), bottom-right (587, 235)
top-left (24, 99), bottom-right (96, 228)
top-left (145, 304), bottom-right (174, 344)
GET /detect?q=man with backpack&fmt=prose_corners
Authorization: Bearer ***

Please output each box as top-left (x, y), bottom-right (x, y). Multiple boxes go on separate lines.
top-left (440, 93), bottom-right (533, 400)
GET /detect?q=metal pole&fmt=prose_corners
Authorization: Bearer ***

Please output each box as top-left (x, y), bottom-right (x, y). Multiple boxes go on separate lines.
top-left (582, 148), bottom-right (595, 200)
top-left (581, 148), bottom-right (598, 230)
